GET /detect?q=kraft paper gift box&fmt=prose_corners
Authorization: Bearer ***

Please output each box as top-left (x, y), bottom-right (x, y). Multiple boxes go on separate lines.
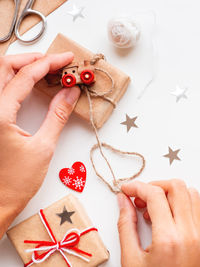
top-left (7, 194), bottom-right (109, 267)
top-left (35, 33), bottom-right (131, 128)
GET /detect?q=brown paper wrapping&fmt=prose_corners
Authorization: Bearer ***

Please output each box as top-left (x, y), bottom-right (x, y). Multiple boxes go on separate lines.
top-left (0, 0), bottom-right (67, 55)
top-left (35, 34), bottom-right (131, 128)
top-left (7, 194), bottom-right (109, 267)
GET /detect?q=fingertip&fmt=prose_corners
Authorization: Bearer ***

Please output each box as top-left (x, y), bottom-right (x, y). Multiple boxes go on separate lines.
top-left (134, 197), bottom-right (147, 209)
top-left (65, 51), bottom-right (74, 58)
top-left (121, 181), bottom-right (142, 195)
top-left (50, 86), bottom-right (80, 109)
top-left (65, 86), bottom-right (81, 106)
top-left (121, 182), bottom-right (130, 191)
top-left (44, 52), bottom-right (74, 73)
top-left (121, 182), bottom-right (133, 196)
top-left (61, 51), bottom-right (74, 62)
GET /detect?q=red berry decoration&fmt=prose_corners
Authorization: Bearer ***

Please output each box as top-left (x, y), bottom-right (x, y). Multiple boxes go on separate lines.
top-left (80, 69), bottom-right (95, 85)
top-left (62, 73), bottom-right (76, 88)
top-left (59, 162), bottom-right (86, 193)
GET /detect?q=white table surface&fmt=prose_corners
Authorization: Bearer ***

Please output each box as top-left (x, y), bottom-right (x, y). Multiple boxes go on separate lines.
top-left (1, 0), bottom-right (200, 266)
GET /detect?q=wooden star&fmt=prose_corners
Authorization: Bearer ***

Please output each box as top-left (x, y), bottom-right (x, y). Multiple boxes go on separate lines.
top-left (57, 206), bottom-right (75, 225)
top-left (164, 147), bottom-right (181, 165)
top-left (121, 114), bottom-right (138, 132)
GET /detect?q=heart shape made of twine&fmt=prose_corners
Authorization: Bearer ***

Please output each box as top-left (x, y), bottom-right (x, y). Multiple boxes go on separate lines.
top-left (90, 143), bottom-right (145, 193)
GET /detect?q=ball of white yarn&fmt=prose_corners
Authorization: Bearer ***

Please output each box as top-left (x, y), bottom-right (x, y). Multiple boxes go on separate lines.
top-left (107, 17), bottom-right (140, 49)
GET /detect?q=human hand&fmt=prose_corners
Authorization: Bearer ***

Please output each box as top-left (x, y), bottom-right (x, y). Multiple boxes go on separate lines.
top-left (117, 179), bottom-right (200, 267)
top-left (0, 53), bottom-right (80, 238)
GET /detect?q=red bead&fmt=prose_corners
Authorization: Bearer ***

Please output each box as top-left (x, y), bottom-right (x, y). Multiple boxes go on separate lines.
top-left (80, 70), bottom-right (95, 85)
top-left (62, 74), bottom-right (76, 88)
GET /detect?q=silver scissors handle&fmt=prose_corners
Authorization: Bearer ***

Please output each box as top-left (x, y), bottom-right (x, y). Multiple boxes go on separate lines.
top-left (14, 0), bottom-right (47, 44)
top-left (0, 0), bottom-right (20, 43)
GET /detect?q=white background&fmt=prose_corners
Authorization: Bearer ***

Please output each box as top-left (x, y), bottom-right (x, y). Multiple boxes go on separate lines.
top-left (1, 0), bottom-right (200, 266)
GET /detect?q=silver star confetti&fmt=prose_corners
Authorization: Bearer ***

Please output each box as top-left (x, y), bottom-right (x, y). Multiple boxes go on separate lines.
top-left (67, 5), bottom-right (85, 22)
top-left (171, 85), bottom-right (188, 102)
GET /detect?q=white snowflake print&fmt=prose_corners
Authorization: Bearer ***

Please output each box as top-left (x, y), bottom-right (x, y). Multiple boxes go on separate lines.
top-left (72, 176), bottom-right (85, 190)
top-left (68, 168), bottom-right (75, 175)
top-left (79, 165), bottom-right (85, 172)
top-left (63, 176), bottom-right (72, 186)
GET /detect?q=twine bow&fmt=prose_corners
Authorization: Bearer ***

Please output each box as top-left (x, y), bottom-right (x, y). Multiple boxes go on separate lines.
top-left (24, 209), bottom-right (97, 267)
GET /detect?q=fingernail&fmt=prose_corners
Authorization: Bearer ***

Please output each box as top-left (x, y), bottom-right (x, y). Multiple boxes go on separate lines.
top-left (117, 193), bottom-right (126, 210)
top-left (65, 86), bottom-right (81, 105)
top-left (63, 51), bottom-right (74, 58)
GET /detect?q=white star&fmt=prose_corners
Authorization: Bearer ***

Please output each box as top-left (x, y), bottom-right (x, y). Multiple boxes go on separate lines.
top-left (67, 5), bottom-right (85, 21)
top-left (171, 85), bottom-right (188, 102)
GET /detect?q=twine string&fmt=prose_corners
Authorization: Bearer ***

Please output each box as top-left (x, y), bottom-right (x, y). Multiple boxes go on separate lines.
top-left (90, 143), bottom-right (145, 193)
top-left (82, 54), bottom-right (146, 193)
top-left (90, 53), bottom-right (105, 65)
top-left (88, 67), bottom-right (116, 107)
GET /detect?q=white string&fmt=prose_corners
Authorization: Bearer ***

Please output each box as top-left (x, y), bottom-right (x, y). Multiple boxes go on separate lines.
top-left (62, 249), bottom-right (90, 262)
top-left (26, 245), bottom-right (57, 253)
top-left (32, 248), bottom-right (56, 264)
top-left (27, 227), bottom-right (91, 265)
top-left (59, 250), bottom-right (72, 267)
top-left (137, 10), bottom-right (158, 99)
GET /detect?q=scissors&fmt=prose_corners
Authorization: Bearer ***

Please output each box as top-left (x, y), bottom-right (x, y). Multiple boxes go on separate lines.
top-left (0, 0), bottom-right (47, 44)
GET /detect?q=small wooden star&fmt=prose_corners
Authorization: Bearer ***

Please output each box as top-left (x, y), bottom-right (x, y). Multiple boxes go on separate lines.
top-left (57, 206), bottom-right (75, 225)
top-left (121, 114), bottom-right (138, 132)
top-left (67, 5), bottom-right (85, 21)
top-left (164, 147), bottom-right (181, 165)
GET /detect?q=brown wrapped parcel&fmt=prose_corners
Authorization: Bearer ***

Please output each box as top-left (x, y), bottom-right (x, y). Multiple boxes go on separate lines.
top-left (35, 33), bottom-right (131, 128)
top-left (7, 194), bottom-right (109, 266)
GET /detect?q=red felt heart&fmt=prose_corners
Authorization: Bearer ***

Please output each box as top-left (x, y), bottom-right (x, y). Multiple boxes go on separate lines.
top-left (59, 162), bottom-right (86, 193)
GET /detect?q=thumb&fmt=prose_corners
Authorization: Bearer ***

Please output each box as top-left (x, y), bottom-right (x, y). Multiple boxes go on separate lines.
top-left (117, 193), bottom-right (144, 266)
top-left (35, 86), bottom-right (80, 143)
